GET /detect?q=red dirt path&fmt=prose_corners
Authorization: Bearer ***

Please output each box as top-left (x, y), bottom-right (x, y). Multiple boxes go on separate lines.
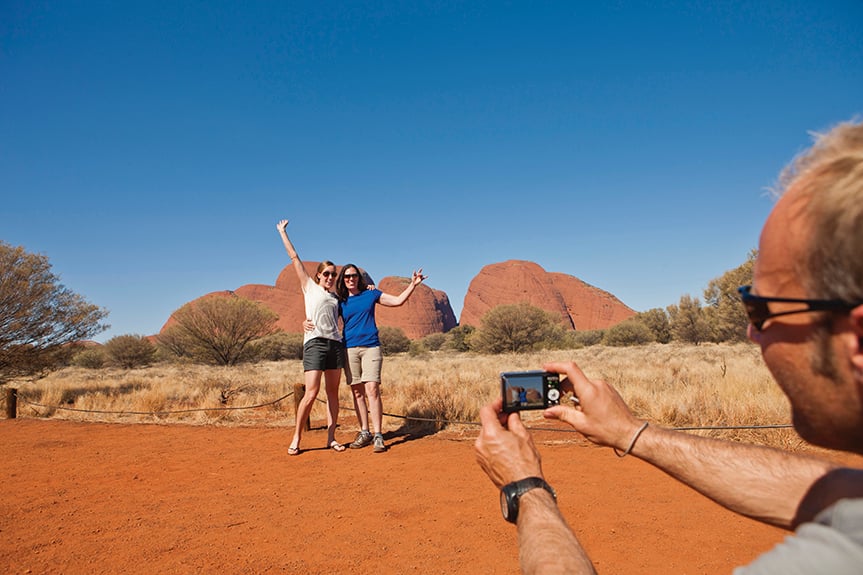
top-left (1, 417), bottom-right (791, 574)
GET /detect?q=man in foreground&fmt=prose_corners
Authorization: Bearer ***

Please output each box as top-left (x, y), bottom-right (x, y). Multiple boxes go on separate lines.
top-left (475, 119), bottom-right (863, 574)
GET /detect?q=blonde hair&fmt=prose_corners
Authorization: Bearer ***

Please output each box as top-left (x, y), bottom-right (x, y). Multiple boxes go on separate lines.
top-left (776, 120), bottom-right (863, 301)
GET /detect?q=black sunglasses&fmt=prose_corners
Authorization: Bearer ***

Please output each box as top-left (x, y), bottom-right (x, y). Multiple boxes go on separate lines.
top-left (321, 270), bottom-right (337, 278)
top-left (343, 273), bottom-right (359, 279)
top-left (737, 285), bottom-right (861, 331)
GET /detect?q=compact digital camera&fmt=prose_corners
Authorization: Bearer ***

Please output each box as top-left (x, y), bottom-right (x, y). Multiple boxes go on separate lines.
top-left (500, 370), bottom-right (562, 413)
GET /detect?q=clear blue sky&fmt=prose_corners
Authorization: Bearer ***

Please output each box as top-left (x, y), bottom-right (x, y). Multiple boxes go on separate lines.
top-left (2, 1), bottom-right (861, 342)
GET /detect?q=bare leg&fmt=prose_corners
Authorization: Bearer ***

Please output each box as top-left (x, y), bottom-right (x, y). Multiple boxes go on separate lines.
top-left (323, 368), bottom-right (342, 446)
top-left (290, 370), bottom-right (322, 451)
top-left (351, 383), bottom-right (370, 431)
top-left (366, 381), bottom-right (383, 436)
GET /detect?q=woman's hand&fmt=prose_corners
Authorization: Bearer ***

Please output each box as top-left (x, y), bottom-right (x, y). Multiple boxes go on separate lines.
top-left (411, 269), bottom-right (427, 286)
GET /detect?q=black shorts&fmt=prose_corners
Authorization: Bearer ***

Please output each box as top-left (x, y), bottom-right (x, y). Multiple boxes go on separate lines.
top-left (302, 337), bottom-right (345, 371)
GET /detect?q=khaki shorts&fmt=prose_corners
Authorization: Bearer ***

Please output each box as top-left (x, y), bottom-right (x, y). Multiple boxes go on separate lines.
top-left (345, 346), bottom-right (383, 385)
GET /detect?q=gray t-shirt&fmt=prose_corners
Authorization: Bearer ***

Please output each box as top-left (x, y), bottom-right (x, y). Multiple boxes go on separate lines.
top-left (735, 498), bottom-right (863, 575)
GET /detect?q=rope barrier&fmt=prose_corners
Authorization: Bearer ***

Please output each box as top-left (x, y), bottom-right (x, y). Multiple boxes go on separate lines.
top-left (7, 388), bottom-right (793, 432)
top-left (15, 391), bottom-right (294, 417)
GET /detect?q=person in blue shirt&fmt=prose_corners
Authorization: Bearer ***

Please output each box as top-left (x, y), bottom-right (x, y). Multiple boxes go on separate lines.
top-left (336, 263), bottom-right (427, 453)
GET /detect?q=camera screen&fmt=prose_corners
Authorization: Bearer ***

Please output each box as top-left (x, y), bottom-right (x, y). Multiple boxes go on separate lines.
top-left (502, 372), bottom-right (547, 410)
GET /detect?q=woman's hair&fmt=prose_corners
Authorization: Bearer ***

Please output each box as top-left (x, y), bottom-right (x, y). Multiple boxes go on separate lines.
top-left (336, 263), bottom-right (368, 300)
top-left (315, 260), bottom-right (337, 285)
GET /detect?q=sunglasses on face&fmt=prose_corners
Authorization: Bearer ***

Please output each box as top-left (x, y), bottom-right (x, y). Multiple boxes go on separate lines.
top-left (321, 271), bottom-right (337, 278)
top-left (737, 285), bottom-right (861, 331)
top-left (343, 273), bottom-right (359, 280)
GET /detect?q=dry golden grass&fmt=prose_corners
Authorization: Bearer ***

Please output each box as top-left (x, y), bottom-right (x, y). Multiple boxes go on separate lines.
top-left (8, 343), bottom-right (805, 449)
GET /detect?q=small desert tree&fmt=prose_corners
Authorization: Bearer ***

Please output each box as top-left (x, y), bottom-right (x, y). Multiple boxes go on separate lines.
top-left (162, 294), bottom-right (278, 366)
top-left (0, 241), bottom-right (109, 383)
top-left (470, 303), bottom-right (561, 354)
top-left (668, 295), bottom-right (712, 345)
top-left (637, 308), bottom-right (672, 344)
top-left (104, 334), bottom-right (157, 369)
top-left (703, 250), bottom-right (755, 342)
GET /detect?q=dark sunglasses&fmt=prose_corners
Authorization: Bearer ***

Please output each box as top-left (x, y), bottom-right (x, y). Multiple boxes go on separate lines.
top-left (737, 285), bottom-right (861, 331)
top-left (343, 273), bottom-right (359, 280)
top-left (321, 270), bottom-right (337, 278)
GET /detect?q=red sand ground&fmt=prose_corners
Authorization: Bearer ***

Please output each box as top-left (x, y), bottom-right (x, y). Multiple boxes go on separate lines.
top-left (1, 417), bottom-right (796, 574)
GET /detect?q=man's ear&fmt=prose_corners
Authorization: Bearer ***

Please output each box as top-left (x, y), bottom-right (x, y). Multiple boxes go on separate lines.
top-left (850, 305), bottom-right (863, 372)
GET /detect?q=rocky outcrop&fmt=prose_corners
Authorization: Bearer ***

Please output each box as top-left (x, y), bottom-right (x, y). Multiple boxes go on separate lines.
top-left (160, 263), bottom-right (457, 339)
top-left (158, 260), bottom-right (632, 340)
top-left (374, 277), bottom-right (458, 339)
top-left (460, 260), bottom-right (635, 330)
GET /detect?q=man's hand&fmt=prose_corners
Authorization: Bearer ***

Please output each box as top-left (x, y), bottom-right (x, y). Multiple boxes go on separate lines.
top-left (543, 361), bottom-right (643, 452)
top-left (474, 398), bottom-right (545, 489)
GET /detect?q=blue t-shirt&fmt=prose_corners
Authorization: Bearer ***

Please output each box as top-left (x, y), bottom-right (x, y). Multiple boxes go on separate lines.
top-left (340, 289), bottom-right (383, 348)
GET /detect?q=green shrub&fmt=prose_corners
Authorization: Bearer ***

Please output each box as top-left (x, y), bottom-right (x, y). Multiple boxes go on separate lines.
top-left (445, 325), bottom-right (475, 352)
top-left (252, 331), bottom-right (304, 361)
top-left (567, 329), bottom-right (606, 348)
top-left (603, 319), bottom-right (655, 347)
top-left (71, 347), bottom-right (107, 369)
top-left (104, 334), bottom-right (157, 369)
top-left (470, 303), bottom-right (561, 354)
top-left (379, 326), bottom-right (411, 355)
top-left (419, 332), bottom-right (447, 351)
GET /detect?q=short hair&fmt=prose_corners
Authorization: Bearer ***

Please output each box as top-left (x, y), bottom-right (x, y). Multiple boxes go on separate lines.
top-left (776, 120), bottom-right (863, 301)
top-left (315, 260), bottom-right (337, 285)
top-left (336, 263), bottom-right (368, 301)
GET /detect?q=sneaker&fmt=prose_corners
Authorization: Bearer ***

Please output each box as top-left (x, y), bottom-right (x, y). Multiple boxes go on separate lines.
top-left (350, 430), bottom-right (373, 449)
top-left (373, 434), bottom-right (386, 453)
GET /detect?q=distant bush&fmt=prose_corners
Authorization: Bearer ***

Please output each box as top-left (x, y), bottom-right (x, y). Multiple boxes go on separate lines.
top-left (471, 303), bottom-right (561, 354)
top-left (252, 332), bottom-right (304, 361)
top-left (71, 347), bottom-right (107, 369)
top-left (420, 333), bottom-right (447, 351)
top-left (445, 325), bottom-right (475, 352)
top-left (104, 334), bottom-right (157, 369)
top-left (603, 319), bottom-right (655, 347)
top-left (379, 326), bottom-right (411, 355)
top-left (568, 329), bottom-right (605, 348)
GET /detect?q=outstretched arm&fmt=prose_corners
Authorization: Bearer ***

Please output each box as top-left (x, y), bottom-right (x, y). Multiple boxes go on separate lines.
top-left (276, 219), bottom-right (311, 286)
top-left (379, 269), bottom-right (427, 307)
top-left (542, 361), bottom-right (849, 529)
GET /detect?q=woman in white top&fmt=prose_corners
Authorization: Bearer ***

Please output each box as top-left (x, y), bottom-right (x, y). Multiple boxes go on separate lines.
top-left (277, 219), bottom-right (345, 455)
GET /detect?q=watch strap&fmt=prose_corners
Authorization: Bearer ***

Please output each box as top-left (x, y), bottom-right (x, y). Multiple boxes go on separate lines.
top-left (501, 476), bottom-right (557, 524)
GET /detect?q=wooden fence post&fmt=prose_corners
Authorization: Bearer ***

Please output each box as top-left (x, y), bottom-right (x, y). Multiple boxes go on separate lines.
top-left (4, 388), bottom-right (16, 419)
top-left (293, 383), bottom-right (310, 431)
